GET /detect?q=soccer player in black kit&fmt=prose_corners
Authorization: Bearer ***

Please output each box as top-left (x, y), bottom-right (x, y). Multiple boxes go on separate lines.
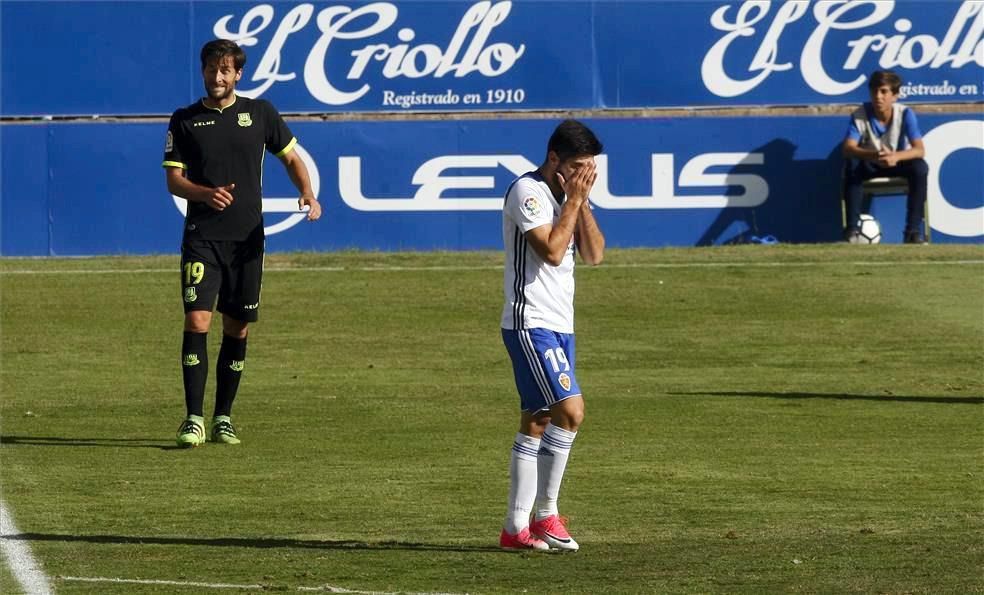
top-left (163, 39), bottom-right (321, 447)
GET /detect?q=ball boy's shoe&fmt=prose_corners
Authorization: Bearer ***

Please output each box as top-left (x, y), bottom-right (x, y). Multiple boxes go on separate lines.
top-left (903, 230), bottom-right (927, 244)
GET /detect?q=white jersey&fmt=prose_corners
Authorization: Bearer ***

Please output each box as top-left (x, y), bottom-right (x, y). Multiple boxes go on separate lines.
top-left (501, 172), bottom-right (576, 333)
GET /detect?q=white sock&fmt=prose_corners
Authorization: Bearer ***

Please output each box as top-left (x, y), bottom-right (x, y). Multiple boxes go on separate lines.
top-left (534, 423), bottom-right (577, 520)
top-left (504, 432), bottom-right (540, 534)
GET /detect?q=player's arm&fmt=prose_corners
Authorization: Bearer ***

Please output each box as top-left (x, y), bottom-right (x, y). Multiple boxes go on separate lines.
top-left (896, 137), bottom-right (925, 161)
top-left (525, 162), bottom-right (596, 266)
top-left (877, 138), bottom-right (924, 168)
top-left (574, 202), bottom-right (605, 265)
top-left (841, 116), bottom-right (880, 162)
top-left (841, 138), bottom-right (880, 162)
top-left (162, 115), bottom-right (234, 211)
top-left (525, 201), bottom-right (580, 266)
top-left (164, 166), bottom-right (235, 211)
top-left (277, 146), bottom-right (321, 221)
top-left (884, 108), bottom-right (926, 164)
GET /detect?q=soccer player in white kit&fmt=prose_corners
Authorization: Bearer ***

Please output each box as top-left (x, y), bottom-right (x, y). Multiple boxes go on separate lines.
top-left (499, 120), bottom-right (605, 551)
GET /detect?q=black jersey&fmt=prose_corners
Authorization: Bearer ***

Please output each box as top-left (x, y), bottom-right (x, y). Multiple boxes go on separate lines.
top-left (163, 95), bottom-right (296, 241)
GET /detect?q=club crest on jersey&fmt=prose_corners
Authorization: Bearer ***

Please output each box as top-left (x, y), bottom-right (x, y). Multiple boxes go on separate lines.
top-left (165, 130), bottom-right (173, 152)
top-left (237, 113), bottom-right (253, 127)
top-left (522, 196), bottom-right (542, 218)
top-left (184, 287), bottom-right (197, 303)
top-left (558, 373), bottom-right (571, 391)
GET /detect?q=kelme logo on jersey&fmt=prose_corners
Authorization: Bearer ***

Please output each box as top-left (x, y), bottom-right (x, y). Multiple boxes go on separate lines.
top-left (238, 113), bottom-right (253, 127)
top-left (522, 196), bottom-right (542, 218)
top-left (165, 130), bottom-right (173, 152)
top-left (558, 373), bottom-right (571, 392)
top-left (230, 360), bottom-right (245, 372)
top-left (184, 287), bottom-right (197, 303)
top-left (183, 354), bottom-right (200, 367)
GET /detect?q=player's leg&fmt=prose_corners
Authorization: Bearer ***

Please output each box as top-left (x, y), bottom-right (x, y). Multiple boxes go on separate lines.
top-left (500, 408), bottom-right (550, 548)
top-left (842, 160), bottom-right (868, 241)
top-left (901, 158), bottom-right (928, 243)
top-left (530, 396), bottom-right (582, 551)
top-left (177, 241), bottom-right (221, 448)
top-left (210, 314), bottom-right (247, 444)
top-left (211, 235), bottom-right (262, 444)
top-left (528, 330), bottom-right (583, 551)
top-left (215, 315), bottom-right (248, 421)
top-left (499, 329), bottom-right (551, 551)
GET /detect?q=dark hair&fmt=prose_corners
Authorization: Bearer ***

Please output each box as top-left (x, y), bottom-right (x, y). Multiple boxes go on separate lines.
top-left (868, 70), bottom-right (902, 94)
top-left (200, 39), bottom-right (246, 71)
top-left (547, 119), bottom-right (603, 161)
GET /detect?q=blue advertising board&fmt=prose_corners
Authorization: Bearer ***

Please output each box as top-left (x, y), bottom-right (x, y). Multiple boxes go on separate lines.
top-left (3, 1), bottom-right (982, 116)
top-left (2, 114), bottom-right (981, 256)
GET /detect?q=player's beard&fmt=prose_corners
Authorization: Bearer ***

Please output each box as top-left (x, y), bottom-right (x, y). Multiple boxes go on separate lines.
top-left (207, 84), bottom-right (235, 103)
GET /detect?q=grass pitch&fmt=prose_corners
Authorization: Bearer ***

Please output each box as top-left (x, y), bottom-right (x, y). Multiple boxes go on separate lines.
top-left (1, 245), bottom-right (982, 594)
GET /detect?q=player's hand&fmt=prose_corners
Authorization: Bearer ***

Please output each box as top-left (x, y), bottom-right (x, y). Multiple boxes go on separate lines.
top-left (299, 195), bottom-right (321, 221)
top-left (203, 183), bottom-right (235, 211)
top-left (556, 161), bottom-right (597, 208)
top-left (877, 148), bottom-right (898, 168)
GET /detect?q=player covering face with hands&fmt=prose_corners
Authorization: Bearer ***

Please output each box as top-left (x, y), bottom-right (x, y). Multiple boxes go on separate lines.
top-left (162, 39), bottom-right (321, 448)
top-left (499, 119), bottom-right (605, 551)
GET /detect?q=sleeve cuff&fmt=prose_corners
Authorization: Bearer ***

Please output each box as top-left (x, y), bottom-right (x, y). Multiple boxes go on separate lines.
top-left (162, 161), bottom-right (187, 169)
top-left (275, 137), bottom-right (297, 158)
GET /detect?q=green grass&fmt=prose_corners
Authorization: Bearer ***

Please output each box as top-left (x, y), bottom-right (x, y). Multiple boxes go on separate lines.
top-left (1, 245), bottom-right (982, 594)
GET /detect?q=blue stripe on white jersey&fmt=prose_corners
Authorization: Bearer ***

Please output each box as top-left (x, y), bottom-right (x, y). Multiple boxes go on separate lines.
top-left (503, 175), bottom-right (528, 330)
top-left (512, 226), bottom-right (526, 330)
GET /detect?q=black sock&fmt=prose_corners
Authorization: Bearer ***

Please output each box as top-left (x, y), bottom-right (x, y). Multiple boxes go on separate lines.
top-left (182, 331), bottom-right (208, 417)
top-left (214, 334), bottom-right (247, 417)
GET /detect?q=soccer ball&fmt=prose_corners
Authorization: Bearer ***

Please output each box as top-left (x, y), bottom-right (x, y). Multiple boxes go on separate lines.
top-left (856, 214), bottom-right (882, 244)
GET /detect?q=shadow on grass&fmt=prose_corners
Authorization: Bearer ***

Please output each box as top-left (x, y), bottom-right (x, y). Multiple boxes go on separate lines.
top-left (0, 436), bottom-right (183, 451)
top-left (670, 391), bottom-right (983, 405)
top-left (2, 533), bottom-right (506, 554)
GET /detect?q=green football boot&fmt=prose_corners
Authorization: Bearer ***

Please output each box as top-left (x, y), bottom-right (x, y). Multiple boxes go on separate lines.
top-left (176, 415), bottom-right (206, 448)
top-left (209, 416), bottom-right (241, 445)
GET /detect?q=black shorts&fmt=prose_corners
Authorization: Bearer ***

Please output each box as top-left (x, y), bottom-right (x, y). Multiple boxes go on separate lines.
top-left (180, 233), bottom-right (264, 322)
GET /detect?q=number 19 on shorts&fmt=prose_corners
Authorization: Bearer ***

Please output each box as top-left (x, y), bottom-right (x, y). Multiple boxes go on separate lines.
top-left (543, 347), bottom-right (570, 373)
top-left (183, 261), bottom-right (204, 304)
top-left (184, 262), bottom-right (204, 285)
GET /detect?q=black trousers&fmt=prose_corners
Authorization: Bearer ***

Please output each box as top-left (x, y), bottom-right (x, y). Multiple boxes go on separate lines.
top-left (843, 158), bottom-right (928, 233)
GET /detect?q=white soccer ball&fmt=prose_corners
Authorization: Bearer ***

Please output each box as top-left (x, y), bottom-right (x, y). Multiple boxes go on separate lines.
top-left (857, 214), bottom-right (882, 244)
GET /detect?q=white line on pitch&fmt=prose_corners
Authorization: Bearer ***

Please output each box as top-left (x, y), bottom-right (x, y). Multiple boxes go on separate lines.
top-left (297, 585), bottom-right (462, 594)
top-left (60, 576), bottom-right (264, 590)
top-left (59, 575), bottom-right (464, 594)
top-left (1, 259), bottom-right (982, 275)
top-left (0, 499), bottom-right (54, 595)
